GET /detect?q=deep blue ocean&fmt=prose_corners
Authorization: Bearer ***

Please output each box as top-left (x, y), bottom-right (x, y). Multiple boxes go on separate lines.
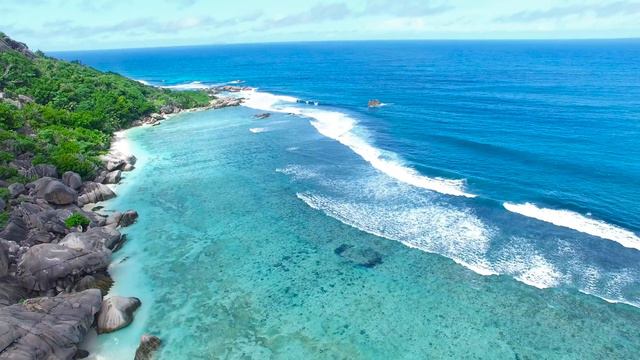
top-left (53, 41), bottom-right (640, 359)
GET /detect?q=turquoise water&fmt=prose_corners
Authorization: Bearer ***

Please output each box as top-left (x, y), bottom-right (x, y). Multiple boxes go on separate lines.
top-left (55, 42), bottom-right (640, 311)
top-left (94, 107), bottom-right (640, 359)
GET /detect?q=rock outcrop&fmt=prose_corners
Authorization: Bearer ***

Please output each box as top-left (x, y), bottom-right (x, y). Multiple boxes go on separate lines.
top-left (77, 182), bottom-right (116, 206)
top-left (62, 171), bottom-right (83, 190)
top-left (0, 289), bottom-right (102, 359)
top-left (0, 32), bottom-right (35, 59)
top-left (97, 296), bottom-right (142, 334)
top-left (59, 226), bottom-right (122, 252)
top-left (34, 178), bottom-right (78, 205)
top-left (368, 99), bottom-right (382, 108)
top-left (17, 243), bottom-right (111, 292)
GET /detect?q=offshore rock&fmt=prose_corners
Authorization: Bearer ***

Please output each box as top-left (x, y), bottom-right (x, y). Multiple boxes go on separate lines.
top-left (119, 210), bottom-right (139, 227)
top-left (134, 334), bottom-right (162, 360)
top-left (254, 113), bottom-right (271, 119)
top-left (17, 243), bottom-right (111, 292)
top-left (368, 99), bottom-right (382, 108)
top-left (97, 296), bottom-right (142, 334)
top-left (0, 289), bottom-right (102, 359)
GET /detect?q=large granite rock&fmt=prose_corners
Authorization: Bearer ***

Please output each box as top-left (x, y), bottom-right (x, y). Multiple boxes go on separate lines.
top-left (77, 182), bottom-right (116, 206)
top-left (25, 164), bottom-right (58, 179)
top-left (97, 296), bottom-right (142, 334)
top-left (72, 272), bottom-right (113, 296)
top-left (17, 243), bottom-right (111, 292)
top-left (62, 171), bottom-right (83, 190)
top-left (96, 170), bottom-right (121, 185)
top-left (0, 276), bottom-right (30, 306)
top-left (134, 335), bottom-right (162, 360)
top-left (7, 183), bottom-right (25, 198)
top-left (0, 242), bottom-right (8, 277)
top-left (0, 289), bottom-right (102, 359)
top-left (59, 226), bottom-right (121, 252)
top-left (34, 178), bottom-right (77, 205)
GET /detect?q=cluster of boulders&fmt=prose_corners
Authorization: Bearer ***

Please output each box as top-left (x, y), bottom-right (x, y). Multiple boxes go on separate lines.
top-left (0, 154), bottom-right (159, 358)
top-left (205, 85), bottom-right (251, 95)
top-left (136, 104), bottom-right (184, 126)
top-left (208, 97), bottom-right (243, 109)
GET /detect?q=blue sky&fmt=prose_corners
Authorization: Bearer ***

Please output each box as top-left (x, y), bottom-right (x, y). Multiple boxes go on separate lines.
top-left (2, 0), bottom-right (640, 51)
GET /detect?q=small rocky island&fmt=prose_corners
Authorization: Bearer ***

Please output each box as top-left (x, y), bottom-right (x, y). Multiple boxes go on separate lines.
top-left (0, 33), bottom-right (243, 359)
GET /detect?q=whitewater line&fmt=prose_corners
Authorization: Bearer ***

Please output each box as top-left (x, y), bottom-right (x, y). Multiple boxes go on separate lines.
top-left (504, 202), bottom-right (640, 251)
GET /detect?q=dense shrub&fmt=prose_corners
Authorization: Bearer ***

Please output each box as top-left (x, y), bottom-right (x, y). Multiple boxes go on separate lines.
top-left (64, 212), bottom-right (90, 229)
top-left (0, 46), bottom-right (210, 181)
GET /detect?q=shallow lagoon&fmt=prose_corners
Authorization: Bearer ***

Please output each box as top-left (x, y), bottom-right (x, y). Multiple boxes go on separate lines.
top-left (93, 107), bottom-right (640, 359)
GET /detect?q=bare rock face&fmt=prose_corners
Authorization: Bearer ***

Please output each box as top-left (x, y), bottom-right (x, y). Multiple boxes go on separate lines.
top-left (63, 171), bottom-right (83, 190)
top-left (31, 177), bottom-right (77, 205)
top-left (104, 170), bottom-right (122, 184)
top-left (119, 210), bottom-right (139, 227)
top-left (7, 183), bottom-right (25, 198)
top-left (97, 296), bottom-right (142, 334)
top-left (25, 164), bottom-right (59, 179)
top-left (0, 289), bottom-right (102, 359)
top-left (42, 181), bottom-right (77, 205)
top-left (17, 243), bottom-right (111, 292)
top-left (0, 242), bottom-right (8, 277)
top-left (0, 276), bottom-right (30, 306)
top-left (0, 33), bottom-right (36, 59)
top-left (134, 334), bottom-right (162, 360)
top-left (72, 272), bottom-right (113, 296)
top-left (59, 226), bottom-right (122, 251)
top-left (77, 182), bottom-right (116, 206)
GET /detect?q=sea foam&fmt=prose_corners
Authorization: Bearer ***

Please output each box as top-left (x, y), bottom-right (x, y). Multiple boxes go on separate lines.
top-left (504, 202), bottom-right (640, 251)
top-left (241, 89), bottom-right (475, 198)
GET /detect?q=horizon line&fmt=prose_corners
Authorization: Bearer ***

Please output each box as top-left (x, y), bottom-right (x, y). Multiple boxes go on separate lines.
top-left (45, 37), bottom-right (640, 53)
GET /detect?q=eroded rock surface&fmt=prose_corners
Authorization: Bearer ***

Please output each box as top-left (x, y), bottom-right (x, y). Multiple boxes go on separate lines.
top-left (0, 289), bottom-right (102, 359)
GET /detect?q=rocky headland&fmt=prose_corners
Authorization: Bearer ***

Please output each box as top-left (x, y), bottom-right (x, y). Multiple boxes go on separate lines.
top-left (0, 33), bottom-right (247, 359)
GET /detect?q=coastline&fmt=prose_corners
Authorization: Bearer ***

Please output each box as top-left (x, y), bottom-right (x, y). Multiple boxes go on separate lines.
top-left (84, 91), bottom-right (245, 358)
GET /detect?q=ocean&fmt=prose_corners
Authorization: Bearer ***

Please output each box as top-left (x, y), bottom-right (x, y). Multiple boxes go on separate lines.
top-left (53, 40), bottom-right (640, 359)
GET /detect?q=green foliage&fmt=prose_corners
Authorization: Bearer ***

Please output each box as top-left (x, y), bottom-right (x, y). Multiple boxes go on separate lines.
top-left (0, 165), bottom-right (18, 180)
top-left (64, 212), bottom-right (91, 229)
top-left (0, 211), bottom-right (8, 229)
top-left (0, 187), bottom-right (9, 201)
top-left (0, 150), bottom-right (14, 163)
top-left (0, 42), bottom-right (209, 181)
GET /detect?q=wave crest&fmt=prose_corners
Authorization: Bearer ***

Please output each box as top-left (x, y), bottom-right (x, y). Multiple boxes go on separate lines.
top-left (504, 202), bottom-right (640, 251)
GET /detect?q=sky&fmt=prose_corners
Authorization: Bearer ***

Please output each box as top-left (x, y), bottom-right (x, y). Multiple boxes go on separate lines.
top-left (2, 0), bottom-right (640, 51)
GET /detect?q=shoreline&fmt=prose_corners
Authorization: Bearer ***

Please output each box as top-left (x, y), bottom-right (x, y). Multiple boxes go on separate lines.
top-left (84, 89), bottom-right (246, 358)
top-left (0, 81), bottom-right (246, 359)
